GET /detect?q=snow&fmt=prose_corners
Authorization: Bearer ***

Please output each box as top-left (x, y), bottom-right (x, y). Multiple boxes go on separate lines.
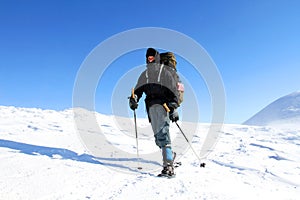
top-left (0, 106), bottom-right (299, 199)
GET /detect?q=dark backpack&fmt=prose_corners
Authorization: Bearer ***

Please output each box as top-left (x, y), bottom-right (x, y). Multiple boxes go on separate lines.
top-left (160, 52), bottom-right (184, 105)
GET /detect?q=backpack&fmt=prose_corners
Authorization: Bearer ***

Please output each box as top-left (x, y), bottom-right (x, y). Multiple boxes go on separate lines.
top-left (160, 52), bottom-right (184, 105)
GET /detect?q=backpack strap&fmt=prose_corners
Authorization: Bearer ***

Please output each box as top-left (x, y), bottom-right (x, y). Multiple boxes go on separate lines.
top-left (157, 64), bottom-right (164, 82)
top-left (145, 70), bottom-right (149, 84)
top-left (145, 64), bottom-right (165, 83)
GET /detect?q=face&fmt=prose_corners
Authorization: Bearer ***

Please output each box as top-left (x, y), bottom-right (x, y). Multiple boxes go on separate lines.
top-left (147, 56), bottom-right (155, 63)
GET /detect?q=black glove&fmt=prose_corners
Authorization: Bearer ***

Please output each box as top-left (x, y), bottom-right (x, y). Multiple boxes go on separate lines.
top-left (169, 109), bottom-right (179, 122)
top-left (129, 95), bottom-right (138, 110)
top-left (168, 102), bottom-right (178, 110)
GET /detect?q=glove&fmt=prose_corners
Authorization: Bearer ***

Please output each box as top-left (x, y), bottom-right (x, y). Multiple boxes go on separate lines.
top-left (168, 102), bottom-right (178, 110)
top-left (169, 109), bottom-right (179, 122)
top-left (129, 95), bottom-right (138, 110)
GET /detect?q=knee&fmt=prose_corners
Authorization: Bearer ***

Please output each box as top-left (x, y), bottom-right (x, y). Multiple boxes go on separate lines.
top-left (155, 133), bottom-right (170, 147)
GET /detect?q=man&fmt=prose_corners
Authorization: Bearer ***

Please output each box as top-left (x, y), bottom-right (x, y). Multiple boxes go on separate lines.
top-left (129, 48), bottom-right (180, 177)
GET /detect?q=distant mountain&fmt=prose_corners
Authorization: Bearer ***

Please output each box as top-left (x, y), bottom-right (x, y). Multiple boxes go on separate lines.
top-left (243, 91), bottom-right (300, 126)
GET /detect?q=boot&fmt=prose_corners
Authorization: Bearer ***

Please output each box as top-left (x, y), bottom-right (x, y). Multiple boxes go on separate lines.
top-left (160, 145), bottom-right (176, 177)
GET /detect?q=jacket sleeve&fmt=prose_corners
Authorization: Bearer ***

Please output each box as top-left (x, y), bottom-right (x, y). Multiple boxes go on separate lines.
top-left (134, 71), bottom-right (146, 102)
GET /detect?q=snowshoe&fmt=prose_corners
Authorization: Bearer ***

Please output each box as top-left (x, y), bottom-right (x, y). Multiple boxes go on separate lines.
top-left (157, 164), bottom-right (176, 178)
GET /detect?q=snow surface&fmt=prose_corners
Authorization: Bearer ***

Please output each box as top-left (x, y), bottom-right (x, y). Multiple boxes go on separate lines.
top-left (0, 106), bottom-right (299, 199)
top-left (244, 91), bottom-right (300, 126)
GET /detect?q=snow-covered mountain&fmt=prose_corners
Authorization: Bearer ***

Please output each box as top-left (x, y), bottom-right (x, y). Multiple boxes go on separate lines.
top-left (244, 91), bottom-right (300, 127)
top-left (0, 106), bottom-right (299, 199)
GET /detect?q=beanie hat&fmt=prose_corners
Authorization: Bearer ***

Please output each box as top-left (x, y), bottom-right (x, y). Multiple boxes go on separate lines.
top-left (146, 48), bottom-right (157, 57)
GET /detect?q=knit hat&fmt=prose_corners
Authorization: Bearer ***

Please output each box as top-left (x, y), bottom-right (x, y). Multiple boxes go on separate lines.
top-left (146, 48), bottom-right (158, 57)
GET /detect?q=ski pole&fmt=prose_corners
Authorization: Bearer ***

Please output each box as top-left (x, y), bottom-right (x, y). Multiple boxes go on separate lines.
top-left (163, 103), bottom-right (206, 168)
top-left (132, 88), bottom-right (142, 170)
top-left (175, 122), bottom-right (205, 167)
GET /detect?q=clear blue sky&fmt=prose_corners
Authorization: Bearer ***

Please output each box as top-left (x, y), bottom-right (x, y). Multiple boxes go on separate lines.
top-left (0, 0), bottom-right (299, 124)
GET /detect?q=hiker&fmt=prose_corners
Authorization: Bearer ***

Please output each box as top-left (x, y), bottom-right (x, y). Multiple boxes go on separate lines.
top-left (129, 47), bottom-right (180, 177)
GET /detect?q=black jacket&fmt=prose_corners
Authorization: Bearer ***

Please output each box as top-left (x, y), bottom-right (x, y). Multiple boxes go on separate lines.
top-left (134, 60), bottom-right (179, 114)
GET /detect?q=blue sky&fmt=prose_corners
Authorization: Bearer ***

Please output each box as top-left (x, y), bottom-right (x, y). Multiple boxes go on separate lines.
top-left (0, 0), bottom-right (299, 124)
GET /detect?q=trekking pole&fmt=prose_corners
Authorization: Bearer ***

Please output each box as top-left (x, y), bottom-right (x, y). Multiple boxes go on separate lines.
top-left (175, 122), bottom-right (206, 167)
top-left (132, 88), bottom-right (142, 170)
top-left (163, 103), bottom-right (206, 168)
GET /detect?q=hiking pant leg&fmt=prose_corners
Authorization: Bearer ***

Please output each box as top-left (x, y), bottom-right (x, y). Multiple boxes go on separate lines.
top-left (148, 104), bottom-right (171, 148)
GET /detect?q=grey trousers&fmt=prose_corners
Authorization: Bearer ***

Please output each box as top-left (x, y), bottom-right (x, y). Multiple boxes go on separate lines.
top-left (148, 104), bottom-right (171, 147)
top-left (148, 104), bottom-right (173, 166)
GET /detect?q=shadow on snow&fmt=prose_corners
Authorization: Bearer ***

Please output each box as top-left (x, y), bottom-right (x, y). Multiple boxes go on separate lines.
top-left (0, 139), bottom-right (160, 173)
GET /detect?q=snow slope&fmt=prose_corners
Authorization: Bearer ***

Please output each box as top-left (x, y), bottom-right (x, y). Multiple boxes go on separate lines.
top-left (0, 106), bottom-right (299, 199)
top-left (244, 91), bottom-right (300, 127)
